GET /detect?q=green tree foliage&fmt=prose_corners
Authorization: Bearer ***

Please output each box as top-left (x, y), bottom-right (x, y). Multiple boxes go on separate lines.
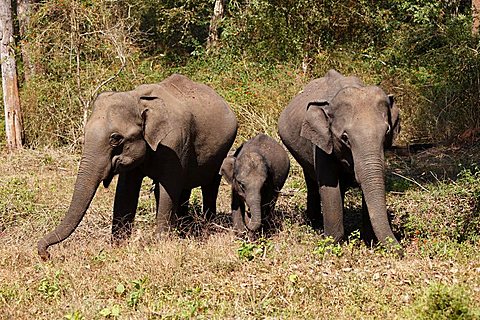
top-left (6, 0), bottom-right (479, 147)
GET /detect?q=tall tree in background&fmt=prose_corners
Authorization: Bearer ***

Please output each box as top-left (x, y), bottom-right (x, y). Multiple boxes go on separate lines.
top-left (207, 0), bottom-right (225, 48)
top-left (17, 0), bottom-right (34, 81)
top-left (474, 0), bottom-right (480, 34)
top-left (0, 0), bottom-right (24, 150)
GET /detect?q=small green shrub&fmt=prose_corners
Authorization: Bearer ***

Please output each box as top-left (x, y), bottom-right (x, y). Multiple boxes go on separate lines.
top-left (397, 167), bottom-right (480, 243)
top-left (38, 270), bottom-right (64, 300)
top-left (127, 278), bottom-right (147, 309)
top-left (237, 238), bottom-right (273, 261)
top-left (405, 283), bottom-right (480, 320)
top-left (314, 236), bottom-right (343, 258)
top-left (64, 311), bottom-right (84, 320)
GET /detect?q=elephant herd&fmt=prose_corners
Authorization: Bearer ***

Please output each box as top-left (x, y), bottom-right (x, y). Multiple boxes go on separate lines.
top-left (37, 70), bottom-right (402, 260)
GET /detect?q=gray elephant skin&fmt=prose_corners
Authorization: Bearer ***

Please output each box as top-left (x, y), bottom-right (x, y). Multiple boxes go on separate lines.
top-left (220, 133), bottom-right (290, 236)
top-left (38, 74), bottom-right (238, 259)
top-left (278, 69), bottom-right (401, 252)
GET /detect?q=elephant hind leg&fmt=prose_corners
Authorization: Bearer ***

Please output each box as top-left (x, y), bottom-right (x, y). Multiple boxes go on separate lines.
top-left (175, 188), bottom-right (193, 231)
top-left (305, 172), bottom-right (322, 229)
top-left (201, 174), bottom-right (221, 221)
top-left (155, 183), bottom-right (180, 235)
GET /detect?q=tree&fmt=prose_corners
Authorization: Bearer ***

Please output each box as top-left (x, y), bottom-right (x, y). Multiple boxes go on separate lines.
top-left (17, 0), bottom-right (34, 81)
top-left (207, 0), bottom-right (226, 49)
top-left (474, 0), bottom-right (480, 35)
top-left (0, 0), bottom-right (24, 150)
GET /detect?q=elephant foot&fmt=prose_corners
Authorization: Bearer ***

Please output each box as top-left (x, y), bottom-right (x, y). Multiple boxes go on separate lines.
top-left (380, 238), bottom-right (404, 258)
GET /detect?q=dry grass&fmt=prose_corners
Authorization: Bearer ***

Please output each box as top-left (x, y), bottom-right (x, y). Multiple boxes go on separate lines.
top-left (1, 145), bottom-right (479, 319)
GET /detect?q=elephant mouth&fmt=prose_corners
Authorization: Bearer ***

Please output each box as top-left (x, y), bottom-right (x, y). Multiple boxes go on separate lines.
top-left (103, 157), bottom-right (120, 188)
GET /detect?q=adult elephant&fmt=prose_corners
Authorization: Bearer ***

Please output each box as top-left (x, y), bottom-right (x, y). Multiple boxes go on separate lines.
top-left (38, 74), bottom-right (238, 259)
top-left (278, 69), bottom-right (401, 253)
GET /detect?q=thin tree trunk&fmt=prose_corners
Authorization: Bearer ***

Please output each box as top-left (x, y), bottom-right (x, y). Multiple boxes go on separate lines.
top-left (1, 0), bottom-right (24, 151)
top-left (207, 0), bottom-right (226, 49)
top-left (17, 0), bottom-right (34, 81)
top-left (473, 0), bottom-right (480, 35)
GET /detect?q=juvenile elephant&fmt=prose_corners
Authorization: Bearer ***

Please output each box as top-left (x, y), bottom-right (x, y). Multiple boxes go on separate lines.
top-left (38, 74), bottom-right (238, 259)
top-left (220, 133), bottom-right (290, 236)
top-left (278, 69), bottom-right (401, 252)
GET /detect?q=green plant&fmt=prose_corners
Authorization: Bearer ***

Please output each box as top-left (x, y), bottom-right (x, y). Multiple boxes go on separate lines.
top-left (127, 278), bottom-right (147, 308)
top-left (64, 311), bottom-right (84, 320)
top-left (314, 236), bottom-right (343, 258)
top-left (99, 305), bottom-right (121, 318)
top-left (237, 238), bottom-right (273, 261)
top-left (38, 270), bottom-right (63, 300)
top-left (405, 283), bottom-right (480, 319)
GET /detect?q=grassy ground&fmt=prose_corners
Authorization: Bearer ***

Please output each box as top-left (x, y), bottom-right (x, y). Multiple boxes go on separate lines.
top-left (0, 142), bottom-right (479, 319)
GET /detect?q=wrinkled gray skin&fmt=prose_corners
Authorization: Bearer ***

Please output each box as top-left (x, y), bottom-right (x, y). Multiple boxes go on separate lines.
top-left (38, 74), bottom-right (238, 259)
top-left (220, 134), bottom-right (290, 236)
top-left (278, 69), bottom-right (401, 253)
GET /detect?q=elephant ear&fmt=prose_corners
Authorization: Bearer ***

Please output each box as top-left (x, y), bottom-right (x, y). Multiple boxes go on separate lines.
top-left (219, 155), bottom-right (235, 185)
top-left (384, 94), bottom-right (401, 148)
top-left (300, 100), bottom-right (333, 154)
top-left (140, 95), bottom-right (175, 151)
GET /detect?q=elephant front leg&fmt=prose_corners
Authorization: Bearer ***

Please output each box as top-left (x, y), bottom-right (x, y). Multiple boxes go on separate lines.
top-left (320, 183), bottom-right (344, 242)
top-left (112, 170), bottom-right (144, 243)
top-left (315, 150), bottom-right (344, 241)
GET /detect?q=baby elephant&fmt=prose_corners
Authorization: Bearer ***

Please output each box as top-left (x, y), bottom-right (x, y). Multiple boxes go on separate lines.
top-left (220, 133), bottom-right (290, 236)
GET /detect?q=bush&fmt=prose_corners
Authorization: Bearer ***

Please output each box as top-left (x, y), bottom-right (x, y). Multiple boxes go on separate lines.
top-left (396, 167), bottom-right (480, 243)
top-left (405, 283), bottom-right (480, 320)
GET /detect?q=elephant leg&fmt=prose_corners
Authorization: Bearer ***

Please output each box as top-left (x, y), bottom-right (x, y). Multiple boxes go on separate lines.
top-left (176, 188), bottom-right (192, 228)
top-left (201, 173), bottom-right (221, 221)
top-left (305, 171), bottom-right (322, 229)
top-left (231, 190), bottom-right (246, 234)
top-left (319, 183), bottom-right (344, 242)
top-left (155, 182), bottom-right (181, 235)
top-left (315, 150), bottom-right (344, 242)
top-left (361, 194), bottom-right (375, 246)
top-left (112, 169), bottom-right (144, 242)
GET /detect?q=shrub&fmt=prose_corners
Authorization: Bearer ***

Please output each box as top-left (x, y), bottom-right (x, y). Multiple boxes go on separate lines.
top-left (405, 283), bottom-right (480, 320)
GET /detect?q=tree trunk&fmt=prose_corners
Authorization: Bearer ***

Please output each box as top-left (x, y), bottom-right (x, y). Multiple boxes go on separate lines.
top-left (17, 0), bottom-right (34, 81)
top-left (474, 0), bottom-right (480, 35)
top-left (0, 0), bottom-right (24, 151)
top-left (207, 0), bottom-right (226, 49)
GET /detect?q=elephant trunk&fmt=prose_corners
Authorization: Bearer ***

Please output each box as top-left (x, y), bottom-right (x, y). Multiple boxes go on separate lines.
top-left (37, 154), bottom-right (107, 260)
top-left (354, 151), bottom-right (401, 252)
top-left (244, 193), bottom-right (262, 232)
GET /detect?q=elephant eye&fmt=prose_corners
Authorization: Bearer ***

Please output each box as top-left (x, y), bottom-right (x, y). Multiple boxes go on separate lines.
top-left (340, 132), bottom-right (349, 145)
top-left (109, 133), bottom-right (124, 147)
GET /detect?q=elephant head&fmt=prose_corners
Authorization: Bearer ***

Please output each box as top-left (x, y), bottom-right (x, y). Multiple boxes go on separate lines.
top-left (37, 88), bottom-right (171, 260)
top-left (300, 85), bottom-right (400, 247)
top-left (220, 149), bottom-right (268, 231)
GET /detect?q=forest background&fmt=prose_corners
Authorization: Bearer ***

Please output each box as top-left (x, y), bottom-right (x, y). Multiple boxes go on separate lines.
top-left (1, 0), bottom-right (480, 148)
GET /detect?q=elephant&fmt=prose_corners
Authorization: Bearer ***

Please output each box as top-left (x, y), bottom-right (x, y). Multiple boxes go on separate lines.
top-left (37, 74), bottom-right (238, 259)
top-left (278, 69), bottom-right (402, 253)
top-left (220, 133), bottom-right (290, 237)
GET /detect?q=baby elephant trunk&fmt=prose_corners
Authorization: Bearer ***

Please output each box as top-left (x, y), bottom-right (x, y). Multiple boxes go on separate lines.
top-left (245, 193), bottom-right (262, 231)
